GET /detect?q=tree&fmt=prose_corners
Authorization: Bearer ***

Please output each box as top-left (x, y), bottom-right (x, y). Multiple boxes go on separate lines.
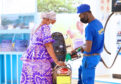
top-left (37, 0), bottom-right (82, 13)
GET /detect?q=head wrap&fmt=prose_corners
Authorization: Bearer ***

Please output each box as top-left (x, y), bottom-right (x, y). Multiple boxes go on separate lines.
top-left (48, 11), bottom-right (56, 20)
top-left (41, 12), bottom-right (50, 19)
top-left (41, 11), bottom-right (56, 20)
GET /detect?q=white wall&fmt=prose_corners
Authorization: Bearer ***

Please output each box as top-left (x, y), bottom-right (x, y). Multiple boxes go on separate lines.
top-left (1, 0), bottom-right (36, 14)
top-left (0, 0), bottom-right (2, 26)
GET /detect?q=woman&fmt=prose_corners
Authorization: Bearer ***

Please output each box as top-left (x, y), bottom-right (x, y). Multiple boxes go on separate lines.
top-left (20, 11), bottom-right (65, 84)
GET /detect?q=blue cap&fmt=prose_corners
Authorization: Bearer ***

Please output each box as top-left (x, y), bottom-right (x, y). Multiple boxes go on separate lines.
top-left (77, 4), bottom-right (90, 14)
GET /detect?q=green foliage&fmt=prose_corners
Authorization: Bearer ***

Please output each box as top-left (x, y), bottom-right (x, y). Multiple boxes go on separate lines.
top-left (37, 0), bottom-right (82, 13)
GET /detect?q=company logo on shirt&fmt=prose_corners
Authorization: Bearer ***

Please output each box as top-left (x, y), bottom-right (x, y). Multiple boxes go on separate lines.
top-left (98, 28), bottom-right (104, 35)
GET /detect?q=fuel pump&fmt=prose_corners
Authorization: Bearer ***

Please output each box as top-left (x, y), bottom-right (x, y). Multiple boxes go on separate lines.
top-left (98, 0), bottom-right (121, 78)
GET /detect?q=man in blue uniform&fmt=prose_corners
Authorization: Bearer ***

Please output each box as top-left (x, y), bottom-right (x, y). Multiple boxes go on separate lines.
top-left (75, 4), bottom-right (104, 84)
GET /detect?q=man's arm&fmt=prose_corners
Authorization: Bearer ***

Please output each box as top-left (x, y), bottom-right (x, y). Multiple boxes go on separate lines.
top-left (82, 40), bottom-right (92, 53)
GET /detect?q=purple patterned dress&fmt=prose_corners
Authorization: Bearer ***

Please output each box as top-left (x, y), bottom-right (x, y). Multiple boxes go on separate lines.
top-left (20, 24), bottom-right (54, 84)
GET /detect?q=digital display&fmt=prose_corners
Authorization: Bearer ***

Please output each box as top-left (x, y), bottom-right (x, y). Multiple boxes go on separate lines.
top-left (112, 0), bottom-right (121, 12)
top-left (115, 0), bottom-right (121, 5)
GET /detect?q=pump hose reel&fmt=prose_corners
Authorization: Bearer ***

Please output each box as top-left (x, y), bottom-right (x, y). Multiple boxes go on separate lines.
top-left (101, 12), bottom-right (121, 69)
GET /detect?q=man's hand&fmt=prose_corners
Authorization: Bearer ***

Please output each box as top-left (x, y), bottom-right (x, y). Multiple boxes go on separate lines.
top-left (71, 49), bottom-right (77, 55)
top-left (80, 46), bottom-right (84, 53)
top-left (71, 46), bottom-right (84, 54)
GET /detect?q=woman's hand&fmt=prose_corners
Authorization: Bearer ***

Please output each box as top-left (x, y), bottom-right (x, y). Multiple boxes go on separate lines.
top-left (56, 61), bottom-right (66, 66)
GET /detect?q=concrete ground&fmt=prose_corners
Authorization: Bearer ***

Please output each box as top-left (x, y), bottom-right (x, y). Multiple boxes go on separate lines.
top-left (72, 79), bottom-right (107, 84)
top-left (71, 75), bottom-right (121, 84)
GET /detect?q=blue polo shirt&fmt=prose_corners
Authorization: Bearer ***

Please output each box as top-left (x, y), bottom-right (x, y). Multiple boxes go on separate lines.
top-left (84, 19), bottom-right (104, 54)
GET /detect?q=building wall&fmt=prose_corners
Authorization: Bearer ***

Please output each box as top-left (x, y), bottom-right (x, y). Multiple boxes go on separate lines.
top-left (0, 0), bottom-right (36, 14)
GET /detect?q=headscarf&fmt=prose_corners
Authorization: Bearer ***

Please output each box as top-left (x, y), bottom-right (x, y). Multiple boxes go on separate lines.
top-left (41, 11), bottom-right (56, 20)
top-left (41, 12), bottom-right (50, 19)
top-left (48, 11), bottom-right (56, 20)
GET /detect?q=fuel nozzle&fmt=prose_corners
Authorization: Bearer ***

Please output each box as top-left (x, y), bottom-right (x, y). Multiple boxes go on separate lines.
top-left (66, 47), bottom-right (82, 62)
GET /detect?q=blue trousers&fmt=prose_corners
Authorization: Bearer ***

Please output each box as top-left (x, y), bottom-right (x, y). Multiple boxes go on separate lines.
top-left (78, 55), bottom-right (101, 84)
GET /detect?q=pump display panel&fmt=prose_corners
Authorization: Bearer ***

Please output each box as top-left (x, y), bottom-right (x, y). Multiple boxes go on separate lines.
top-left (112, 0), bottom-right (121, 12)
